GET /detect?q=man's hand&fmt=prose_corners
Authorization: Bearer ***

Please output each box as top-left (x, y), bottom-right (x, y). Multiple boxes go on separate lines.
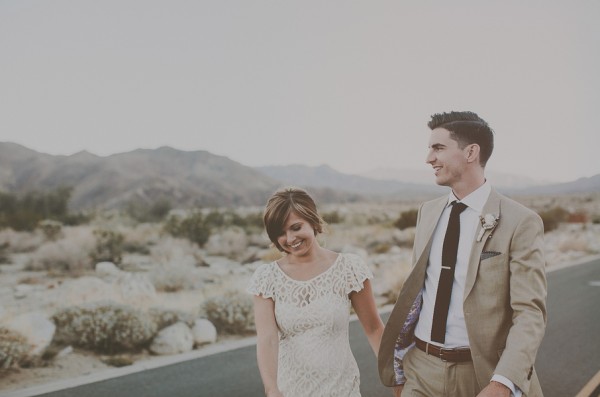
top-left (392, 384), bottom-right (404, 397)
top-left (476, 381), bottom-right (511, 397)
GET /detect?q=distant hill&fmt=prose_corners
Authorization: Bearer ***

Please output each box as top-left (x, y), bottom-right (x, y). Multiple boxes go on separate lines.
top-left (1, 142), bottom-right (597, 211)
top-left (0, 142), bottom-right (280, 210)
top-left (361, 167), bottom-right (551, 189)
top-left (503, 174), bottom-right (600, 196)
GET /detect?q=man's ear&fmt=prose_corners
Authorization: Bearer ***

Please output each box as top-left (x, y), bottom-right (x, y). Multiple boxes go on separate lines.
top-left (466, 144), bottom-right (480, 163)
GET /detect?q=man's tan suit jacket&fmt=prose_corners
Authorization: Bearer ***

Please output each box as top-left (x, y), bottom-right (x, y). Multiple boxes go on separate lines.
top-left (378, 189), bottom-right (547, 396)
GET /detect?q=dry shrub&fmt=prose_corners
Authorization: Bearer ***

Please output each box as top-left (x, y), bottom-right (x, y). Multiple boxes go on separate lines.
top-left (0, 327), bottom-right (32, 369)
top-left (150, 237), bottom-right (204, 268)
top-left (25, 226), bottom-right (96, 273)
top-left (0, 229), bottom-right (45, 253)
top-left (374, 255), bottom-right (412, 305)
top-left (201, 291), bottom-right (254, 335)
top-left (149, 264), bottom-right (197, 292)
top-left (52, 302), bottom-right (157, 354)
top-left (148, 308), bottom-right (195, 331)
top-left (204, 226), bottom-right (249, 260)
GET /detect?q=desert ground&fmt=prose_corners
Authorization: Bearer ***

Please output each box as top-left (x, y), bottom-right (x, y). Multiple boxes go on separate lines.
top-left (1, 194), bottom-right (599, 393)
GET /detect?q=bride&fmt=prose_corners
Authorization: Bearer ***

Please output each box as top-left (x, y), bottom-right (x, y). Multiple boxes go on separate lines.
top-left (247, 187), bottom-right (384, 397)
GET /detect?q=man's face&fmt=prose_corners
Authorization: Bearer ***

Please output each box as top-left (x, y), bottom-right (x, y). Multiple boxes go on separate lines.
top-left (425, 128), bottom-right (469, 188)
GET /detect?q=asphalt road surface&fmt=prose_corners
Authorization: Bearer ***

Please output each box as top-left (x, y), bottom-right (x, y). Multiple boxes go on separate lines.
top-left (32, 257), bottom-right (600, 397)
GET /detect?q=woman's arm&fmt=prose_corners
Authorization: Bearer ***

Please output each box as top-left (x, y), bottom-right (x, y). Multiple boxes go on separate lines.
top-left (253, 295), bottom-right (284, 397)
top-left (351, 279), bottom-right (385, 357)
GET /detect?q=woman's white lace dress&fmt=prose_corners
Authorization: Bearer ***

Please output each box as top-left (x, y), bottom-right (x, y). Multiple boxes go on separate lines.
top-left (247, 253), bottom-right (373, 397)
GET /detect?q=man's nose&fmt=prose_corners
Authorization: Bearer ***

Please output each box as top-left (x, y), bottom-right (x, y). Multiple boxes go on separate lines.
top-left (425, 149), bottom-right (435, 164)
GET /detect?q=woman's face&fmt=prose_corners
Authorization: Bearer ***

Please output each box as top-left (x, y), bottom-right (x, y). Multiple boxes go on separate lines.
top-left (276, 211), bottom-right (317, 255)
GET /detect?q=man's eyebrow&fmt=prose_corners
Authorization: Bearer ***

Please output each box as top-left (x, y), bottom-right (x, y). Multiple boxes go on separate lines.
top-left (429, 143), bottom-right (445, 149)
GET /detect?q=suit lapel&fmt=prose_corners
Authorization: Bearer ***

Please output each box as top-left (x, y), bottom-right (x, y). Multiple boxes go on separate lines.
top-left (464, 189), bottom-right (502, 300)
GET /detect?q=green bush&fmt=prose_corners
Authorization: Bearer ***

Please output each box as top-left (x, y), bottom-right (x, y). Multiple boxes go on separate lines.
top-left (163, 212), bottom-right (210, 247)
top-left (0, 327), bottom-right (31, 368)
top-left (0, 187), bottom-right (85, 231)
top-left (538, 206), bottom-right (569, 232)
top-left (322, 210), bottom-right (344, 224)
top-left (39, 219), bottom-right (63, 240)
top-left (91, 229), bottom-right (125, 265)
top-left (202, 291), bottom-right (254, 335)
top-left (0, 242), bottom-right (9, 264)
top-left (52, 303), bottom-right (157, 354)
top-left (394, 209), bottom-right (418, 230)
top-left (126, 199), bottom-right (172, 223)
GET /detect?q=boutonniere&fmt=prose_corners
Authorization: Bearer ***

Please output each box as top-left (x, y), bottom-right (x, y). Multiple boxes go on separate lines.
top-left (477, 213), bottom-right (499, 242)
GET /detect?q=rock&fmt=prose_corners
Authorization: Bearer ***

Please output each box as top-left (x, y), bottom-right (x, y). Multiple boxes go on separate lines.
top-left (13, 284), bottom-right (35, 299)
top-left (191, 319), bottom-right (217, 346)
top-left (56, 345), bottom-right (73, 358)
top-left (96, 261), bottom-right (121, 277)
top-left (116, 272), bottom-right (157, 307)
top-left (149, 322), bottom-right (194, 355)
top-left (6, 312), bottom-right (56, 357)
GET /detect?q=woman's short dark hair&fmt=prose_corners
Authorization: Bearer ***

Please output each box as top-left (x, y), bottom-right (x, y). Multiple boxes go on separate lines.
top-left (263, 187), bottom-right (324, 252)
top-left (428, 111), bottom-right (494, 167)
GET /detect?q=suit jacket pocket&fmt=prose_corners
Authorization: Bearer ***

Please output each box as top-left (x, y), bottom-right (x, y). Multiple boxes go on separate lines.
top-left (481, 250), bottom-right (502, 260)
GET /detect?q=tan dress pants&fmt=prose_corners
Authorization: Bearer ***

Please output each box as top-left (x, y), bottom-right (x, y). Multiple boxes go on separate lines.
top-left (402, 346), bottom-right (481, 397)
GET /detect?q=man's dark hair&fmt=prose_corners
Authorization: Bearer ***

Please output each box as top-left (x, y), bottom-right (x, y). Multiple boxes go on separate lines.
top-left (428, 111), bottom-right (494, 167)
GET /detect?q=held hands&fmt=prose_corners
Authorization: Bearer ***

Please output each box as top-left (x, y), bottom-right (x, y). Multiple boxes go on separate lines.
top-left (392, 384), bottom-right (404, 397)
top-left (476, 381), bottom-right (511, 397)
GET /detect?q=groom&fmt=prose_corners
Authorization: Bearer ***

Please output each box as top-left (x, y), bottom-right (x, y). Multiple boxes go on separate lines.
top-left (378, 111), bottom-right (547, 396)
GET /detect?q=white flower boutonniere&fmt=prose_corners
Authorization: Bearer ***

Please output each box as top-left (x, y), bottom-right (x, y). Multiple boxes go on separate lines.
top-left (477, 213), bottom-right (499, 242)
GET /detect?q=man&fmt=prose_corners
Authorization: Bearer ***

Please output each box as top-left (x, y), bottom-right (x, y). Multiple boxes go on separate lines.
top-left (378, 111), bottom-right (547, 397)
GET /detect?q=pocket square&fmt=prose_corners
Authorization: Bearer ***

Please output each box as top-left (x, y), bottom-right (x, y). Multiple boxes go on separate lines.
top-left (481, 251), bottom-right (501, 260)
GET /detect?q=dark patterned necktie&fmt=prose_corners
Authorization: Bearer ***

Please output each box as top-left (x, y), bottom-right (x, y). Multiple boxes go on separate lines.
top-left (431, 201), bottom-right (468, 344)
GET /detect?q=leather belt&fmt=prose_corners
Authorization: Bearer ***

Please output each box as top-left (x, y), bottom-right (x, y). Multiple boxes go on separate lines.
top-left (415, 337), bottom-right (472, 362)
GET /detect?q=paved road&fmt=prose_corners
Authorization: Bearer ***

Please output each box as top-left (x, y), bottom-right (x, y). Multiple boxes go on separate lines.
top-left (34, 258), bottom-right (599, 397)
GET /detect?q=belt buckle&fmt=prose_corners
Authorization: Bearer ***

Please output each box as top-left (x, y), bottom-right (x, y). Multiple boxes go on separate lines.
top-left (439, 348), bottom-right (451, 362)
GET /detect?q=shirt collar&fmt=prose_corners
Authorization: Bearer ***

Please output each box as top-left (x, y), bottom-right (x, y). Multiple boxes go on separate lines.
top-left (447, 180), bottom-right (491, 214)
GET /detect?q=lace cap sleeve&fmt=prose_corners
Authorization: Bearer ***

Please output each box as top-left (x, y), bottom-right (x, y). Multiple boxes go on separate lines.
top-left (342, 253), bottom-right (373, 294)
top-left (246, 263), bottom-right (276, 299)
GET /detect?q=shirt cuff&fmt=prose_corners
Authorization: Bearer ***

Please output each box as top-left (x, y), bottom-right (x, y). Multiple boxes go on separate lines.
top-left (491, 375), bottom-right (522, 397)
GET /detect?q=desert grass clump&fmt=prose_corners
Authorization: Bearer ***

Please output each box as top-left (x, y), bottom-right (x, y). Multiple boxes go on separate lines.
top-left (149, 264), bottom-right (197, 292)
top-left (201, 291), bottom-right (254, 335)
top-left (205, 226), bottom-right (249, 260)
top-left (38, 219), bottom-right (64, 241)
top-left (148, 308), bottom-right (195, 331)
top-left (163, 211), bottom-right (211, 247)
top-left (25, 226), bottom-right (96, 273)
top-left (0, 228), bottom-right (45, 253)
top-left (91, 229), bottom-right (125, 265)
top-left (52, 303), bottom-right (157, 354)
top-left (0, 327), bottom-right (32, 369)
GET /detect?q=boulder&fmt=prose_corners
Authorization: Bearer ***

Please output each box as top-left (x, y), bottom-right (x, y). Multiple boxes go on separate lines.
top-left (95, 261), bottom-right (121, 277)
top-left (6, 312), bottom-right (56, 357)
top-left (149, 322), bottom-right (194, 355)
top-left (191, 319), bottom-right (217, 346)
top-left (116, 272), bottom-right (157, 307)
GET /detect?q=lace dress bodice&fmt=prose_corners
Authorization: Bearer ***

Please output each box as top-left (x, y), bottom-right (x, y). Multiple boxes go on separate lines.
top-left (247, 253), bottom-right (373, 397)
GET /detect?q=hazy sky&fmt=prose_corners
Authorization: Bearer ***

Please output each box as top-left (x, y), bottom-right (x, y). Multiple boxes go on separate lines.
top-left (1, 1), bottom-right (599, 182)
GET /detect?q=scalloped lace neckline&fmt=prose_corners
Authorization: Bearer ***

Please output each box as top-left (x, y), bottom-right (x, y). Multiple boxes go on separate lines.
top-left (274, 254), bottom-right (342, 283)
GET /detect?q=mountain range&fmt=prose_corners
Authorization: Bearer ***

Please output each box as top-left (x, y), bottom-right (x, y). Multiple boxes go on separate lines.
top-left (1, 142), bottom-right (598, 211)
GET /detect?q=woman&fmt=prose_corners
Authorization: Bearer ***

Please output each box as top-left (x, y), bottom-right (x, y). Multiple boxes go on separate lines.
top-left (247, 187), bottom-right (384, 397)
